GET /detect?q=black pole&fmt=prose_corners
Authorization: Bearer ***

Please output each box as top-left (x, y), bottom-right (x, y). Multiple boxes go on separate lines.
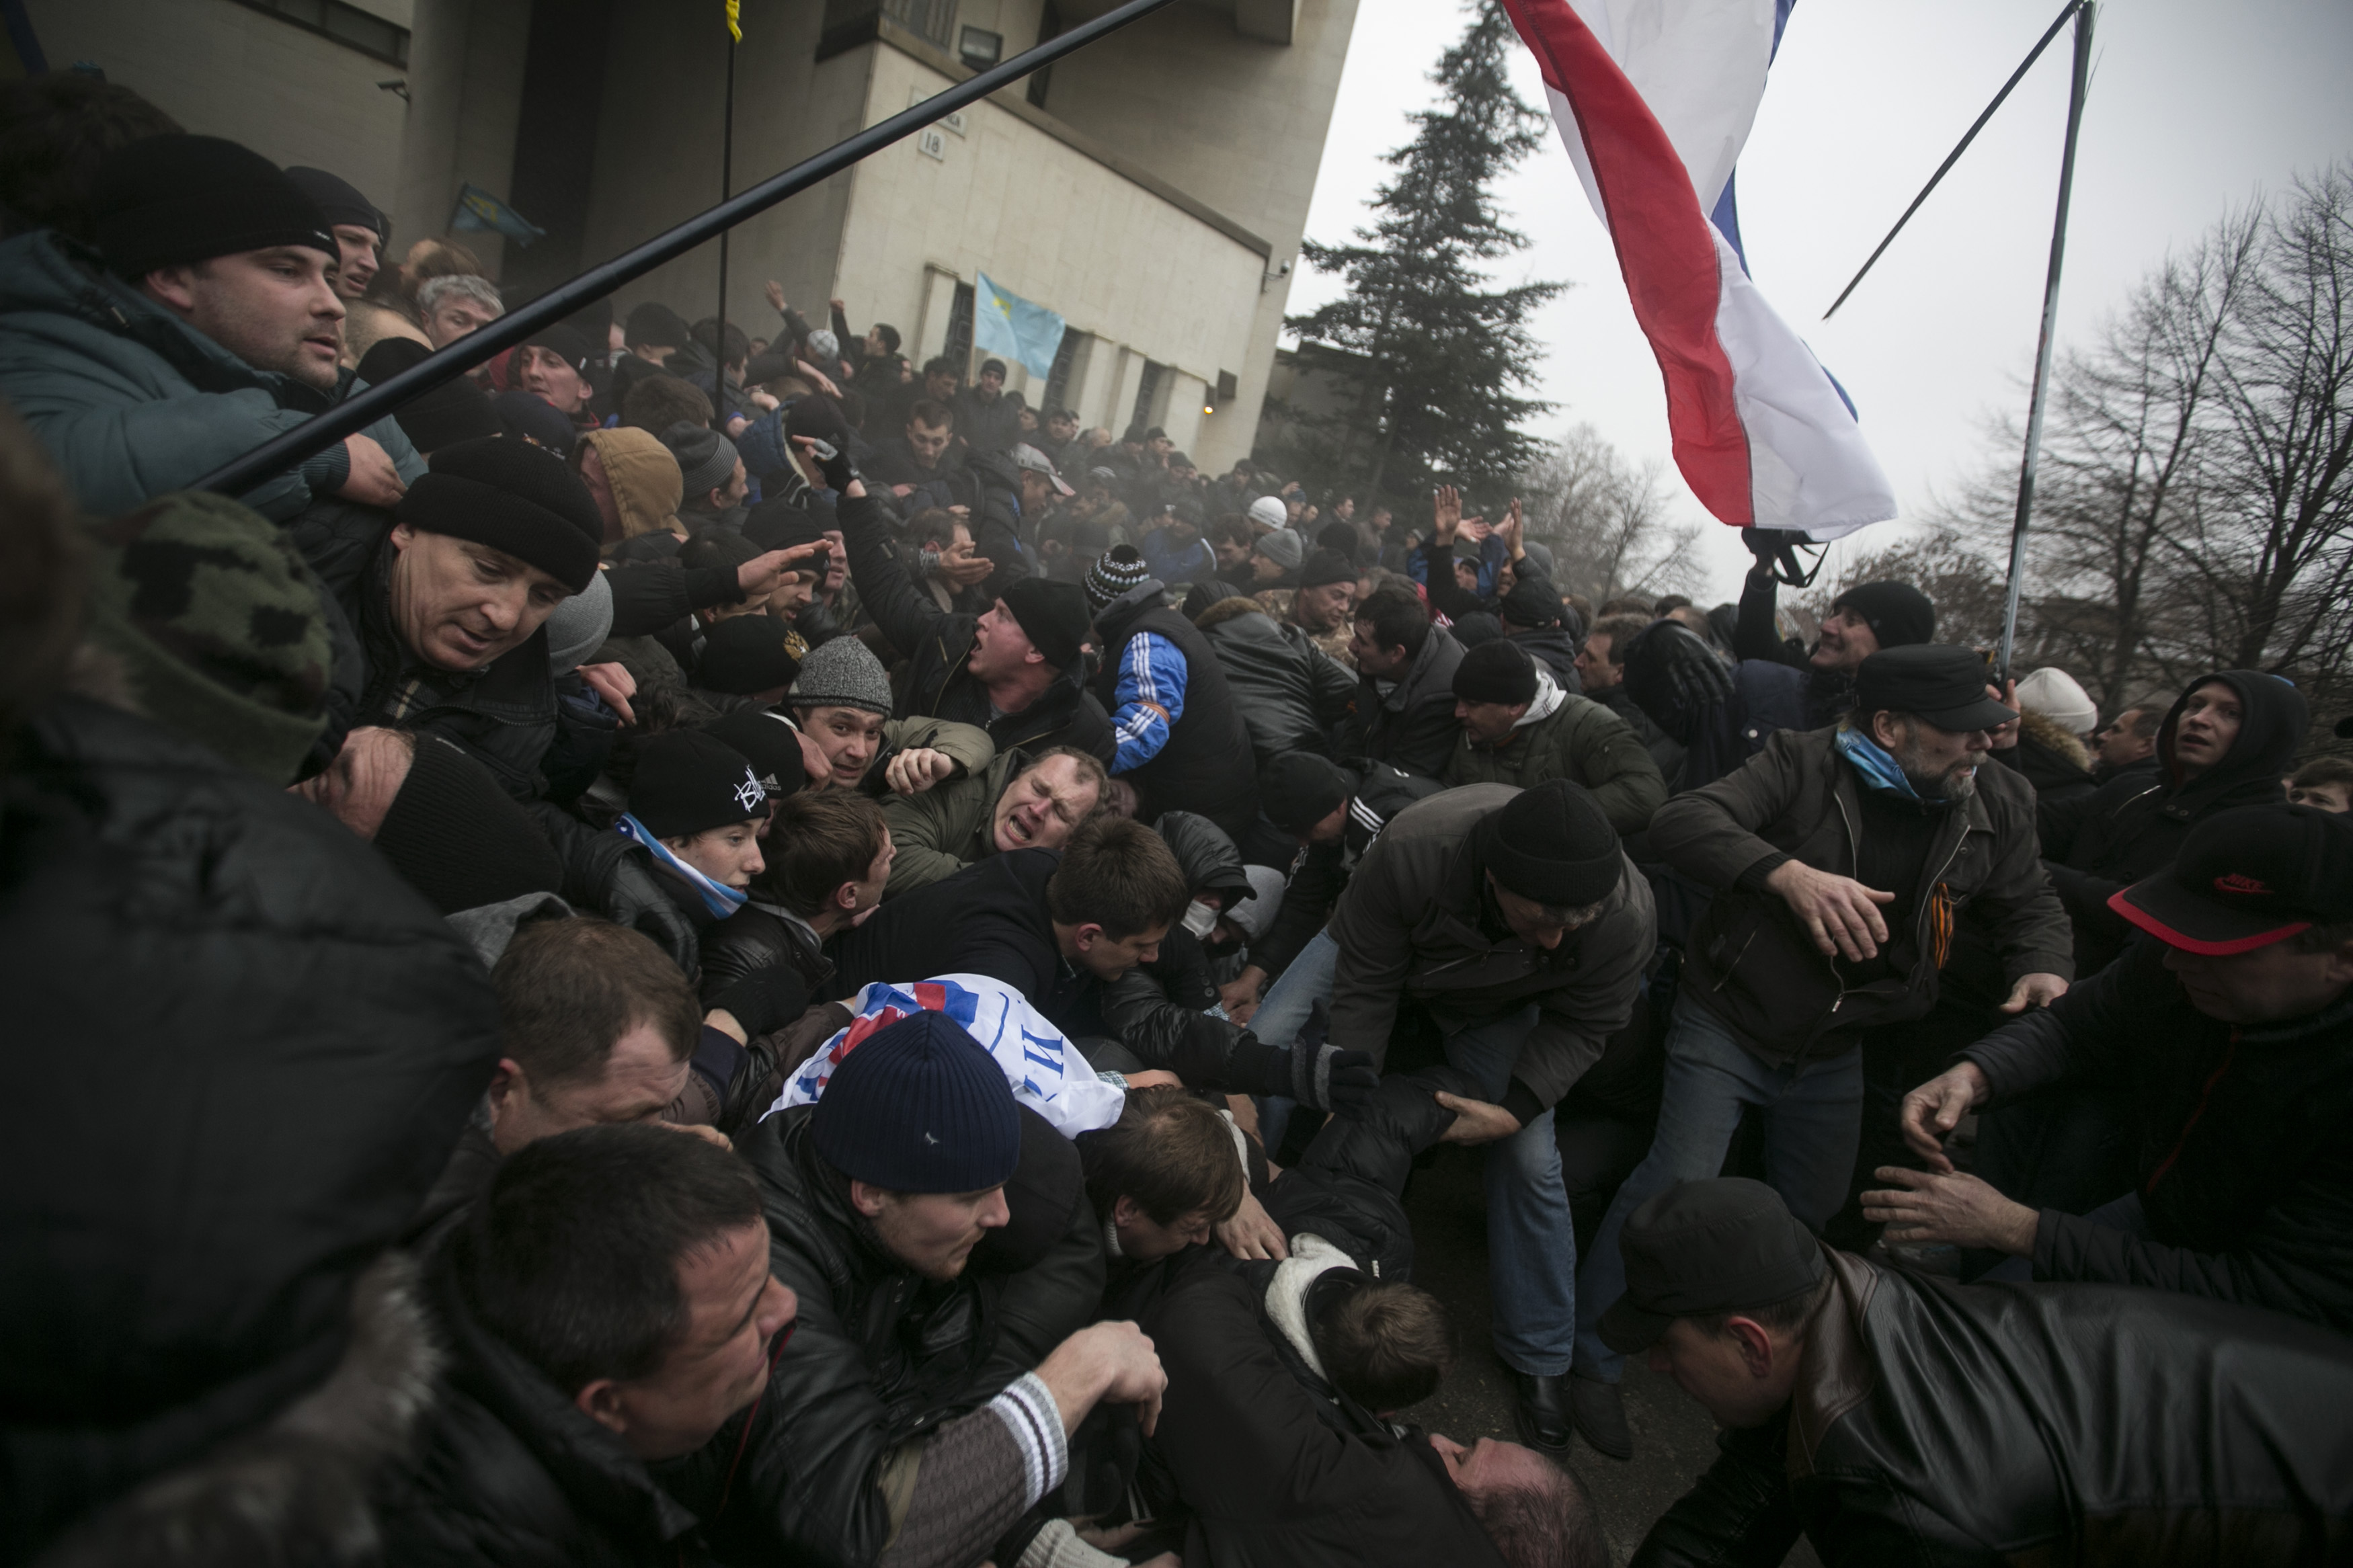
top-left (1821, 0), bottom-right (2083, 321)
top-left (1997, 0), bottom-right (2096, 677)
top-left (191, 0), bottom-right (1185, 498)
top-left (715, 35), bottom-right (735, 421)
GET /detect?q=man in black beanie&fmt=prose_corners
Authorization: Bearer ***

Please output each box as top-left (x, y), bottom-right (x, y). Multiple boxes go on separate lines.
top-left (283, 165), bottom-right (385, 300)
top-left (0, 132), bottom-right (425, 520)
top-left (1732, 524), bottom-right (1937, 727)
top-left (691, 614), bottom-right (799, 709)
top-left (518, 323), bottom-right (597, 426)
top-left (830, 458), bottom-right (1114, 762)
top-left (355, 336), bottom-right (498, 456)
top-left (1441, 639), bottom-right (1666, 834)
top-left (1281, 545), bottom-right (1361, 667)
top-left (1569, 644), bottom-right (2069, 1460)
top-left (664, 419), bottom-right (748, 530)
top-left (1274, 780), bottom-right (1656, 1458)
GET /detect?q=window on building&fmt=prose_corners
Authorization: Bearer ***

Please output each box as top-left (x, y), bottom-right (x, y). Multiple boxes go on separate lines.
top-left (1043, 329), bottom-right (1081, 415)
top-left (881, 0), bottom-right (958, 51)
top-left (227, 0), bottom-right (410, 67)
top-left (1131, 360), bottom-right (1164, 431)
top-left (958, 26), bottom-right (1002, 71)
top-left (1027, 1), bottom-right (1062, 108)
top-left (945, 282), bottom-right (975, 380)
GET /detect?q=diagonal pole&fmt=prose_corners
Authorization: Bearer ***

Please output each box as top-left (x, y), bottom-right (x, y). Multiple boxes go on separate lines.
top-left (190, 0), bottom-right (1184, 498)
top-left (1997, 0), bottom-right (2096, 677)
top-left (1821, 0), bottom-right (2083, 322)
top-left (715, 33), bottom-right (736, 423)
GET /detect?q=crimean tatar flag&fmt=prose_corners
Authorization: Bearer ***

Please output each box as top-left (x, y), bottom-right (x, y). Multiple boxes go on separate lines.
top-left (973, 272), bottom-right (1068, 380)
top-left (1499, 0), bottom-right (1895, 540)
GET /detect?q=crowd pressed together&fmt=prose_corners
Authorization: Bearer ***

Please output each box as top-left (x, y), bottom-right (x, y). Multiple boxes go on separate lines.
top-left (6, 79), bottom-right (2353, 1568)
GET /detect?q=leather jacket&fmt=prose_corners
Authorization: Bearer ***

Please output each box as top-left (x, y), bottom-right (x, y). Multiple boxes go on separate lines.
top-left (1634, 1248), bottom-right (2353, 1567)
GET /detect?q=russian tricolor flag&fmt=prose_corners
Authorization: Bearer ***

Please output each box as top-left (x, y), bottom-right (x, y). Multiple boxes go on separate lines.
top-left (1500, 0), bottom-right (1896, 540)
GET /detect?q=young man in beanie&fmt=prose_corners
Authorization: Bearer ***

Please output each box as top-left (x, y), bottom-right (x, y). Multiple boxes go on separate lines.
top-left (282, 165), bottom-right (384, 301)
top-left (1254, 781), bottom-right (1656, 1454)
top-left (518, 323), bottom-right (597, 427)
top-left (1195, 585), bottom-right (1360, 774)
top-left (1442, 639), bottom-right (1667, 833)
top-left (1275, 546), bottom-right (1360, 667)
top-left (880, 745), bottom-right (1108, 901)
top-left (1570, 645), bottom-right (2070, 1458)
top-left (834, 458), bottom-right (1116, 761)
top-left (620, 729), bottom-right (770, 934)
top-left (1609, 1179), bottom-right (2353, 1567)
top-left (1872, 802), bottom-right (2353, 1333)
top-left (1086, 544), bottom-right (1262, 842)
top-left (783, 634), bottom-right (994, 793)
top-left (736, 1012), bottom-right (1170, 1567)
top-left (0, 132), bottom-right (424, 520)
top-left (953, 354), bottom-right (1023, 454)
top-left (664, 419), bottom-right (749, 532)
top-left (1734, 528), bottom-right (1936, 727)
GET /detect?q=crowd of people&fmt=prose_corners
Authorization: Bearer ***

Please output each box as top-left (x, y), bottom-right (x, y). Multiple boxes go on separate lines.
top-left (6, 79), bottom-right (2353, 1568)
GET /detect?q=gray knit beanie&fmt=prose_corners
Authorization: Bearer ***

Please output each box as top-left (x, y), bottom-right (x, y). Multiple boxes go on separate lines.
top-left (789, 634), bottom-right (892, 715)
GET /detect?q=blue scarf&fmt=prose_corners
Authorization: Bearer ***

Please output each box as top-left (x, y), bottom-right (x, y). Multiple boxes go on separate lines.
top-left (614, 813), bottom-right (748, 919)
top-left (1833, 727), bottom-right (1921, 800)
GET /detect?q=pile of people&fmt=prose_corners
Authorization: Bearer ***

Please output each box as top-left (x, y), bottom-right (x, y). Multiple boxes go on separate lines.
top-left (5, 86), bottom-right (2352, 1568)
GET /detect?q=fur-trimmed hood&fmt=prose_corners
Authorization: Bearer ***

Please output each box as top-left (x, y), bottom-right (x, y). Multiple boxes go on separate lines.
top-left (2018, 709), bottom-right (2091, 772)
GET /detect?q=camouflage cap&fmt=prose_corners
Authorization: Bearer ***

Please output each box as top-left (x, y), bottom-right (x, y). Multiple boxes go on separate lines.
top-left (80, 493), bottom-right (334, 784)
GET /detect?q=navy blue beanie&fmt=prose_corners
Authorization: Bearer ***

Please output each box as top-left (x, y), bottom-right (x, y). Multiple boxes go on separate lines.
top-left (812, 1012), bottom-right (1021, 1193)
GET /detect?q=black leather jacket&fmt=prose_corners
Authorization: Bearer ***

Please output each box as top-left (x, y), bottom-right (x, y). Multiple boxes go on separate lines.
top-left (1195, 596), bottom-right (1357, 771)
top-left (731, 1106), bottom-right (1103, 1566)
top-left (1634, 1248), bottom-right (2353, 1567)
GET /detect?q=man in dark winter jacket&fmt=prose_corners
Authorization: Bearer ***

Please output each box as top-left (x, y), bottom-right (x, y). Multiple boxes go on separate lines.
top-left (1730, 536), bottom-right (1936, 730)
top-left (2089, 700), bottom-right (2161, 785)
top-left (1086, 546), bottom-right (1261, 840)
top-left (1614, 1179), bottom-right (2353, 1568)
top-left (1195, 589), bottom-right (1357, 772)
top-left (0, 133), bottom-right (424, 521)
top-left (1441, 640), bottom-right (1667, 833)
top-left (1279, 782), bottom-right (1657, 1456)
top-left (1575, 612), bottom-right (1687, 781)
top-left (1574, 647), bottom-right (2071, 1460)
top-left (1337, 581), bottom-right (1466, 782)
top-left (881, 745), bottom-right (1107, 899)
top-left (837, 468), bottom-right (1113, 762)
top-left (1868, 804), bottom-right (2353, 1335)
top-left (1499, 576), bottom-right (1581, 687)
top-left (735, 1012), bottom-right (1166, 1567)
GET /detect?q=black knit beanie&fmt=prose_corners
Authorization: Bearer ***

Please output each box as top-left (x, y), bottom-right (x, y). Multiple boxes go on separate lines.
top-left (742, 499), bottom-right (830, 554)
top-left (695, 615), bottom-right (799, 696)
top-left (1316, 522), bottom-right (1360, 565)
top-left (357, 338), bottom-right (499, 454)
top-left (1086, 545), bottom-right (1154, 617)
top-left (811, 1012), bottom-right (1023, 1193)
top-left (373, 735), bottom-right (565, 915)
top-left (1298, 548), bottom-right (1356, 590)
top-left (1000, 577), bottom-right (1090, 669)
top-left (629, 730), bottom-right (768, 839)
top-left (703, 708), bottom-right (808, 800)
top-left (625, 301), bottom-right (691, 351)
top-left (1260, 753), bottom-right (1356, 837)
top-left (1831, 581), bottom-right (1936, 649)
top-left (523, 323), bottom-right (594, 376)
top-left (1477, 780), bottom-right (1622, 909)
top-left (396, 436), bottom-right (604, 593)
top-left (1499, 579), bottom-right (1562, 630)
top-left (283, 165), bottom-right (384, 237)
top-left (492, 390), bottom-right (578, 458)
top-left (1452, 638), bottom-right (1538, 706)
top-left (91, 135), bottom-right (336, 277)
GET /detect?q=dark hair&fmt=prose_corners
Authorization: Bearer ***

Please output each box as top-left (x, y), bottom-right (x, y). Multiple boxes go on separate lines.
top-left (1355, 584), bottom-right (1431, 661)
top-left (460, 1123), bottom-right (762, 1395)
top-left (1022, 745), bottom-right (1110, 811)
top-left (2121, 705), bottom-right (2164, 739)
top-left (1207, 515), bottom-right (1252, 549)
top-left (1044, 817), bottom-right (1189, 939)
top-left (908, 398), bottom-right (953, 431)
top-left (2291, 757), bottom-right (2353, 790)
top-left (1077, 1085), bottom-right (1244, 1227)
top-left (1587, 613), bottom-right (1648, 661)
top-left (873, 322), bottom-right (902, 355)
top-left (922, 355), bottom-right (957, 378)
top-left (903, 506), bottom-right (961, 548)
top-left (680, 526), bottom-right (759, 575)
top-left (621, 374), bottom-right (714, 435)
top-left (492, 918), bottom-right (701, 1088)
top-left (1312, 1280), bottom-right (1453, 1413)
top-left (760, 791), bottom-right (887, 916)
top-left (0, 76), bottom-right (182, 243)
top-left (690, 317), bottom-right (750, 368)
top-left (1597, 595), bottom-right (1653, 617)
top-left (1652, 593), bottom-right (1694, 615)
top-left (1465, 1462), bottom-right (1609, 1568)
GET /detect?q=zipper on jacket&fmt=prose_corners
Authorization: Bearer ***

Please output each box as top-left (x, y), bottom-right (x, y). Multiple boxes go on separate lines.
top-left (1791, 788), bottom-right (1864, 1072)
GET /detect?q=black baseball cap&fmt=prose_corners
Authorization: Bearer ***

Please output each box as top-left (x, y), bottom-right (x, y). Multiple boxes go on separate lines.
top-left (1853, 645), bottom-right (2016, 732)
top-left (2108, 803), bottom-right (2353, 955)
top-left (1598, 1178), bottom-right (1828, 1354)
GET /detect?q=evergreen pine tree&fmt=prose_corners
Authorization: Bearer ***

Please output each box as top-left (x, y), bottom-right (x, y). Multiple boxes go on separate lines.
top-left (1279, 0), bottom-right (1562, 513)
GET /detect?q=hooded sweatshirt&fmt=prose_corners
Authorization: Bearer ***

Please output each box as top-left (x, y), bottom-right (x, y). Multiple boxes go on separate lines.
top-left (2043, 670), bottom-right (2309, 974)
top-left (578, 426), bottom-right (686, 552)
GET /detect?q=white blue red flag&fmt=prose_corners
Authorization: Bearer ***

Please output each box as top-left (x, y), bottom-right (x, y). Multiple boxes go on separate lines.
top-left (768, 974), bottom-right (1125, 1138)
top-left (1499, 0), bottom-right (1895, 540)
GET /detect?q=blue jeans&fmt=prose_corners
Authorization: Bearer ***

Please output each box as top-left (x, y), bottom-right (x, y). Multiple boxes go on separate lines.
top-left (1246, 927), bottom-right (1341, 1153)
top-left (1573, 1001), bottom-right (1864, 1381)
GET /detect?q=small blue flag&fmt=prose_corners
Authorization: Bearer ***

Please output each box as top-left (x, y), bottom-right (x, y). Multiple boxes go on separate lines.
top-left (972, 272), bottom-right (1066, 379)
top-left (449, 183), bottom-right (545, 247)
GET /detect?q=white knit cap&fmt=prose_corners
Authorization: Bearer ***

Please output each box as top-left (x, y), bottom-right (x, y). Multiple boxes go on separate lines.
top-left (2015, 666), bottom-right (2098, 737)
top-left (1247, 495), bottom-right (1287, 530)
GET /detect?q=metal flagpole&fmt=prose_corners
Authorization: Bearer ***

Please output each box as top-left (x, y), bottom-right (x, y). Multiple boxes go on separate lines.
top-left (715, 31), bottom-right (736, 419)
top-left (188, 0), bottom-right (1185, 498)
top-left (1997, 0), bottom-right (2096, 677)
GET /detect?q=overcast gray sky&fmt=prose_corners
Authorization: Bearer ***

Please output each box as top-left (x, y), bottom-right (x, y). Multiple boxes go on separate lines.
top-left (1287, 0), bottom-right (2353, 602)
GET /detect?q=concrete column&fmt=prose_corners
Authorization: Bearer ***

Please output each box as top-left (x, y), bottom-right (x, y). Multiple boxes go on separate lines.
top-left (1159, 370), bottom-right (1207, 456)
top-left (913, 265), bottom-right (962, 364)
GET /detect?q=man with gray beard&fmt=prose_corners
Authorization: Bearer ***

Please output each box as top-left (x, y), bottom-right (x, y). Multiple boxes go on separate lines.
top-left (1561, 645), bottom-right (2072, 1460)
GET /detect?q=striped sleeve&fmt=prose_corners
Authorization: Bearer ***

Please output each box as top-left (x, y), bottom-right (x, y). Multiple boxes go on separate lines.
top-left (984, 1372), bottom-right (1069, 1510)
top-left (1109, 630), bottom-right (1188, 772)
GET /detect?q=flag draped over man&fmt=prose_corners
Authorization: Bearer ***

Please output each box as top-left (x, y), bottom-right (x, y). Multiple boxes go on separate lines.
top-left (1500, 0), bottom-right (1895, 541)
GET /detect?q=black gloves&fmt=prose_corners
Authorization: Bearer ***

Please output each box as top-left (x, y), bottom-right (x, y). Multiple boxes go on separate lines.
top-left (804, 436), bottom-right (860, 494)
top-left (709, 963), bottom-right (813, 1041)
top-left (1291, 1042), bottom-right (1379, 1117)
top-left (1742, 526), bottom-right (1808, 560)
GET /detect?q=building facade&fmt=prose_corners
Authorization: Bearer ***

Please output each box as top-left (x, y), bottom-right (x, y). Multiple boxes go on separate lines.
top-left (22, 0), bottom-right (1358, 470)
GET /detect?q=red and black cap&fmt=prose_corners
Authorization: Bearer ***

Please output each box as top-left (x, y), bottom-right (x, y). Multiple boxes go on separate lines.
top-left (2109, 803), bottom-right (2353, 955)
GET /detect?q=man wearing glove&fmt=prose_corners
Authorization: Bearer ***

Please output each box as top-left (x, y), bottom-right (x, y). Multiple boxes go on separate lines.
top-left (1730, 528), bottom-right (1936, 730)
top-left (1281, 780), bottom-right (1656, 1455)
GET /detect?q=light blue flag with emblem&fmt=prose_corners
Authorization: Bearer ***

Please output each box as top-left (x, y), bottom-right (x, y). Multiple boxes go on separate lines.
top-left (449, 183), bottom-right (546, 247)
top-left (972, 272), bottom-right (1066, 378)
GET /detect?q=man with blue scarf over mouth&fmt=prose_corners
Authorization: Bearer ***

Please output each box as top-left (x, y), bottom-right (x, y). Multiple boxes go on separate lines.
top-left (1564, 645), bottom-right (2073, 1461)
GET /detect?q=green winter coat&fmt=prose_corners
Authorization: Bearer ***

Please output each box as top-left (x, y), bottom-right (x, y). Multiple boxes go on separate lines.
top-left (0, 229), bottom-right (424, 520)
top-left (879, 747), bottom-right (1023, 901)
top-left (1441, 675), bottom-right (1668, 834)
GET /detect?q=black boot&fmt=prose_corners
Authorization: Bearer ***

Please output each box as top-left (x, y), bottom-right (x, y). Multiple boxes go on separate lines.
top-left (1570, 1373), bottom-right (1632, 1460)
top-left (1511, 1372), bottom-right (1572, 1455)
